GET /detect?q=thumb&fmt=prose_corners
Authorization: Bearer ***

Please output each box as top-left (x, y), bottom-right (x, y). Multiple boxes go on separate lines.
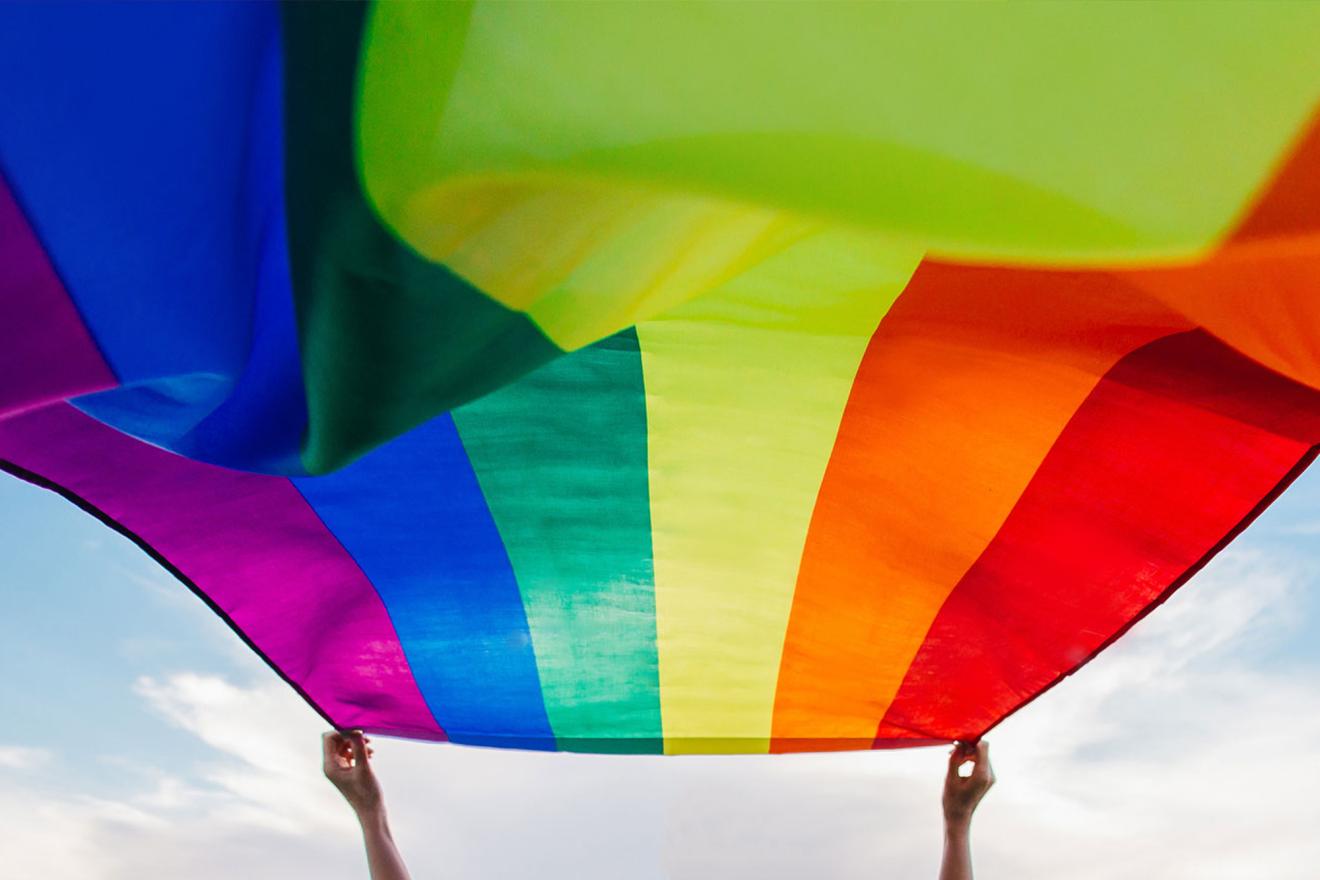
top-left (972, 740), bottom-right (993, 781)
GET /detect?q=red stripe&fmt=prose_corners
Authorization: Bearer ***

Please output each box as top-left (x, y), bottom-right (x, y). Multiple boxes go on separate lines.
top-left (875, 329), bottom-right (1320, 744)
top-left (769, 267), bottom-right (1191, 751)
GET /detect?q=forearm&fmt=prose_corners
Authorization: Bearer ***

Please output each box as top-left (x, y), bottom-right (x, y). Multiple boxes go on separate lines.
top-left (938, 819), bottom-right (973, 880)
top-left (356, 807), bottom-right (413, 880)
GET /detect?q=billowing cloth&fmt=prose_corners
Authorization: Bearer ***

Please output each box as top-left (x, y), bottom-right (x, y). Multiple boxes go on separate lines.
top-left (2, 2), bottom-right (1320, 753)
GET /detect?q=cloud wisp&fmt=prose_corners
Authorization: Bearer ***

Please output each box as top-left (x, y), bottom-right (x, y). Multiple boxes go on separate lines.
top-left (0, 745), bottom-right (52, 770)
top-left (1, 548), bottom-right (1316, 880)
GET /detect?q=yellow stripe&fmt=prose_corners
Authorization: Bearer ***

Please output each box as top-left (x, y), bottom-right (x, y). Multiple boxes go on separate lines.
top-left (395, 173), bottom-right (807, 350)
top-left (638, 229), bottom-right (922, 753)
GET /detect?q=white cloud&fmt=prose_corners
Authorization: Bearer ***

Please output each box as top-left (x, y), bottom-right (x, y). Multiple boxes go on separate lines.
top-left (0, 547), bottom-right (1316, 880)
top-left (1278, 520), bottom-right (1320, 536)
top-left (973, 549), bottom-right (1320, 880)
top-left (0, 745), bottom-right (52, 770)
top-left (133, 672), bottom-right (354, 835)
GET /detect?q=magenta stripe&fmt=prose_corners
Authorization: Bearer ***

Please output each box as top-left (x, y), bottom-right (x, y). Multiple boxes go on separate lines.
top-left (0, 175), bottom-right (117, 419)
top-left (0, 404), bottom-right (446, 740)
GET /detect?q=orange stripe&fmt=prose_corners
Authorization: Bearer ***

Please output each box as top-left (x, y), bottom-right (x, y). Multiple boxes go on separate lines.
top-left (1133, 111), bottom-right (1320, 392)
top-left (1131, 250), bottom-right (1320, 393)
top-left (769, 268), bottom-right (1190, 751)
top-left (873, 329), bottom-right (1320, 745)
top-left (1229, 107), bottom-right (1320, 246)
top-left (771, 110), bottom-right (1320, 752)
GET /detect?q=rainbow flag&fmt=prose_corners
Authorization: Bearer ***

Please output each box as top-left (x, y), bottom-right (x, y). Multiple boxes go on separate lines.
top-left (3, 3), bottom-right (1320, 753)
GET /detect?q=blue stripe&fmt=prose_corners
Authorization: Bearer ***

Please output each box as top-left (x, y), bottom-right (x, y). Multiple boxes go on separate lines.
top-left (292, 414), bottom-right (555, 748)
top-left (0, 3), bottom-right (307, 473)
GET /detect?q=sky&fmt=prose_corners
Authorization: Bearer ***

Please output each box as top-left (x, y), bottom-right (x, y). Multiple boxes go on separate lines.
top-left (1, 465), bottom-right (1318, 880)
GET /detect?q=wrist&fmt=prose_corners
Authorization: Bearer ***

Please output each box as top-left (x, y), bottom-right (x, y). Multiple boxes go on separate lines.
top-left (943, 814), bottom-right (972, 838)
top-left (355, 802), bottom-right (389, 829)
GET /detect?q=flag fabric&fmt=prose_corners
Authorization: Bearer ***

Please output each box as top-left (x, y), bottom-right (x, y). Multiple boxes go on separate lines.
top-left (2, 2), bottom-right (1319, 753)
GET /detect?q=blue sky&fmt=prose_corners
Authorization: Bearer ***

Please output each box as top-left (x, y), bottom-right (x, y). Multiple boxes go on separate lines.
top-left (1, 465), bottom-right (1318, 879)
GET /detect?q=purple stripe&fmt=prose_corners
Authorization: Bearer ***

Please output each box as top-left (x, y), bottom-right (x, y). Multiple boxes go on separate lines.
top-left (0, 404), bottom-right (446, 740)
top-left (0, 175), bottom-right (117, 419)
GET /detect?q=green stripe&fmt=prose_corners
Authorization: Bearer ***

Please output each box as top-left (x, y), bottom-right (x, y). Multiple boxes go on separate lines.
top-left (281, 1), bottom-right (560, 474)
top-left (452, 329), bottom-right (662, 753)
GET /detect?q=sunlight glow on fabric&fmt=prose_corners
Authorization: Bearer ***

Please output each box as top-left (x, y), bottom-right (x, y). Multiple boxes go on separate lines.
top-left (3, 1), bottom-right (1320, 753)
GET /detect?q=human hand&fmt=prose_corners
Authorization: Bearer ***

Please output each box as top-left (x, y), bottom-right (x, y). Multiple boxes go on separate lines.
top-left (942, 740), bottom-right (995, 827)
top-left (323, 730), bottom-right (382, 817)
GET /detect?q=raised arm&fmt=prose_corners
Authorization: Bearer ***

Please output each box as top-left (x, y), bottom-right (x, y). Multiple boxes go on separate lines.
top-left (323, 730), bottom-right (414, 880)
top-left (939, 740), bottom-right (995, 880)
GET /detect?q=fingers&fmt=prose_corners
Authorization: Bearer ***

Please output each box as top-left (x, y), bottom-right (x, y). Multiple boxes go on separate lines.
top-left (323, 729), bottom-right (377, 777)
top-left (323, 730), bottom-right (373, 768)
top-left (946, 740), bottom-right (993, 784)
top-left (948, 740), bottom-right (975, 762)
top-left (946, 740), bottom-right (973, 780)
top-left (344, 730), bottom-right (379, 768)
